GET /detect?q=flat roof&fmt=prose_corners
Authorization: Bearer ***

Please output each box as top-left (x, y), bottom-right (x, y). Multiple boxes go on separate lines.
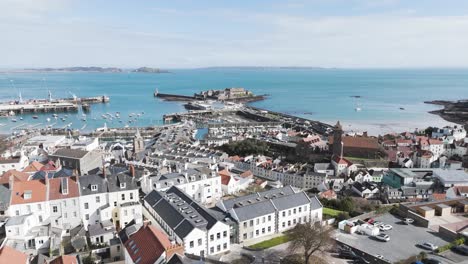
top-left (435, 204), bottom-right (451, 208)
top-left (433, 169), bottom-right (468, 183)
top-left (419, 206), bottom-right (434, 211)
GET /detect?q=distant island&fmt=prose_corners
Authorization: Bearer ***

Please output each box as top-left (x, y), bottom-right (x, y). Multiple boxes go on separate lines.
top-left (16, 66), bottom-right (169, 73)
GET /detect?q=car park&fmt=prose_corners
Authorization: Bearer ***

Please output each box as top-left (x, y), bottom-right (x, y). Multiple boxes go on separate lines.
top-left (374, 233), bottom-right (390, 242)
top-left (418, 242), bottom-right (438, 251)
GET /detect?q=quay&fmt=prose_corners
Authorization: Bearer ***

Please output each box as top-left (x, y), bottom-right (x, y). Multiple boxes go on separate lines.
top-left (0, 102), bottom-right (79, 115)
top-left (0, 95), bottom-right (109, 115)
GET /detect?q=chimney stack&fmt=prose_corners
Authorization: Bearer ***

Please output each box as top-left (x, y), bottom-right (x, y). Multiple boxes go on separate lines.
top-left (129, 164), bottom-right (135, 177)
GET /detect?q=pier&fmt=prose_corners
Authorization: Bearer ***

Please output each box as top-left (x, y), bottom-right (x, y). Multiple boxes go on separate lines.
top-left (0, 95), bottom-right (109, 115)
top-left (0, 102), bottom-right (79, 115)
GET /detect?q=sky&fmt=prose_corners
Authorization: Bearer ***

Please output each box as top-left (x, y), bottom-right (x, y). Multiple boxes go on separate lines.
top-left (2, 0), bottom-right (468, 68)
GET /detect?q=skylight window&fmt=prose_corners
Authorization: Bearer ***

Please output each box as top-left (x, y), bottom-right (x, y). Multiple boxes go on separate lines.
top-left (91, 185), bottom-right (98, 191)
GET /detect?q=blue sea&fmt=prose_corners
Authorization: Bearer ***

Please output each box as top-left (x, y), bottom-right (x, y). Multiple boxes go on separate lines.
top-left (0, 68), bottom-right (467, 135)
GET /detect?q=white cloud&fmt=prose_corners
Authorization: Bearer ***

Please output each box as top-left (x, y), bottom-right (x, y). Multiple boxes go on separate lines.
top-left (1, 2), bottom-right (468, 68)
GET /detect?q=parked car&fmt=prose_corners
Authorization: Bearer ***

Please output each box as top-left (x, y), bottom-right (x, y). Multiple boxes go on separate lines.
top-left (419, 242), bottom-right (438, 251)
top-left (452, 245), bottom-right (468, 255)
top-left (354, 256), bottom-right (371, 264)
top-left (339, 249), bottom-right (358, 259)
top-left (374, 233), bottom-right (390, 242)
top-left (423, 258), bottom-right (442, 264)
top-left (379, 224), bottom-right (393, 231)
top-left (403, 218), bottom-right (414, 224)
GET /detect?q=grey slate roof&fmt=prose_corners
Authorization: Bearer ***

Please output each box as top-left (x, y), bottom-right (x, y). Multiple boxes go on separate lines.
top-left (51, 148), bottom-right (89, 159)
top-left (271, 191), bottom-right (311, 211)
top-left (88, 221), bottom-right (115, 237)
top-left (6, 214), bottom-right (31, 226)
top-left (107, 173), bottom-right (138, 192)
top-left (78, 174), bottom-right (108, 196)
top-left (0, 185), bottom-right (11, 211)
top-left (220, 185), bottom-right (298, 211)
top-left (144, 186), bottom-right (220, 239)
top-left (232, 200), bottom-right (276, 221)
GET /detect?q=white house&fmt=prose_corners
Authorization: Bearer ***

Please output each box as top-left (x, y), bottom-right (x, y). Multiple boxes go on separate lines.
top-left (144, 187), bottom-right (230, 257)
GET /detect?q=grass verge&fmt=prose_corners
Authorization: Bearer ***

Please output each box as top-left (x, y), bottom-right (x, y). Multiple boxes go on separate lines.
top-left (249, 235), bottom-right (291, 250)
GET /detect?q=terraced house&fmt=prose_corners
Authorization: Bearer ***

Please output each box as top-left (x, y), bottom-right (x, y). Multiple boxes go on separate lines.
top-left (216, 186), bottom-right (323, 243)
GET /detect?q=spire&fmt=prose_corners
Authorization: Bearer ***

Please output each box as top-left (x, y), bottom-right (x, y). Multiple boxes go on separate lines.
top-left (135, 128), bottom-right (141, 138)
top-left (335, 121), bottom-right (342, 130)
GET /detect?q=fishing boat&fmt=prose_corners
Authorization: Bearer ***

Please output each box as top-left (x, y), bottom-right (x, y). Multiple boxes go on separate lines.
top-left (11, 118), bottom-right (17, 122)
top-left (46, 118), bottom-right (51, 122)
top-left (32, 115), bottom-right (39, 119)
top-left (19, 117), bottom-right (23, 120)
top-left (52, 114), bottom-right (58, 118)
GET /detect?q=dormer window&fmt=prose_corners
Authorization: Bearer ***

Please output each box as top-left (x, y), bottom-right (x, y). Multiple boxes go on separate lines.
top-left (91, 185), bottom-right (98, 191)
top-left (24, 190), bottom-right (32, 200)
top-left (120, 183), bottom-right (126, 189)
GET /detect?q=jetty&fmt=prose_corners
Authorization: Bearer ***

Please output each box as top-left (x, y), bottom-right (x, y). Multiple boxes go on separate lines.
top-left (0, 94), bottom-right (109, 116)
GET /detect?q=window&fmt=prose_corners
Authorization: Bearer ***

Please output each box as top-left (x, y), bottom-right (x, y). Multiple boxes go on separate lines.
top-left (299, 207), bottom-right (302, 213)
top-left (120, 183), bottom-right (126, 189)
top-left (15, 210), bottom-right (19, 216)
top-left (288, 220), bottom-right (291, 226)
top-left (256, 219), bottom-right (259, 225)
top-left (255, 230), bottom-right (259, 236)
top-left (53, 206), bottom-right (58, 213)
top-left (198, 239), bottom-right (202, 246)
top-left (243, 222), bottom-right (247, 228)
top-left (250, 220), bottom-right (253, 227)
top-left (27, 205), bottom-right (31, 212)
top-left (91, 185), bottom-right (98, 191)
top-left (282, 222), bottom-right (285, 228)
top-left (73, 199), bottom-right (76, 206)
top-left (268, 215), bottom-right (271, 221)
top-left (262, 228), bottom-right (265, 234)
top-left (130, 193), bottom-right (134, 200)
top-left (268, 226), bottom-right (271, 232)
top-left (210, 247), bottom-right (214, 254)
top-left (124, 210), bottom-right (128, 216)
top-left (293, 208), bottom-right (296, 214)
top-left (96, 196), bottom-right (100, 203)
top-left (85, 214), bottom-right (89, 220)
top-left (282, 211), bottom-right (285, 217)
top-left (223, 231), bottom-right (227, 237)
top-left (288, 210), bottom-right (291, 216)
top-left (190, 241), bottom-right (194, 248)
top-left (210, 234), bottom-right (214, 241)
top-left (217, 245), bottom-right (221, 252)
top-left (262, 217), bottom-right (265, 223)
top-left (121, 193), bottom-right (125, 201)
top-left (243, 233), bottom-right (247, 239)
top-left (73, 212), bottom-right (77, 217)
top-left (37, 204), bottom-right (42, 210)
top-left (39, 215), bottom-right (43, 222)
top-left (114, 201), bottom-right (117, 206)
top-left (223, 243), bottom-right (227, 249)
top-left (84, 203), bottom-right (89, 209)
top-left (293, 219), bottom-right (296, 224)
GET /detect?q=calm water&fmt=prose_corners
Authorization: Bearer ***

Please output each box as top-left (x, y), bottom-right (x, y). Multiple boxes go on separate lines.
top-left (0, 68), bottom-right (467, 134)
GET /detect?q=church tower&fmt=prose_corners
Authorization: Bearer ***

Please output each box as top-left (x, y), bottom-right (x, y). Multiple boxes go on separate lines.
top-left (332, 121), bottom-right (343, 158)
top-left (133, 128), bottom-right (144, 153)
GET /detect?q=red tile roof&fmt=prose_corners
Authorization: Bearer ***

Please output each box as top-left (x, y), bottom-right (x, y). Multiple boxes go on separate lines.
top-left (431, 193), bottom-right (446, 201)
top-left (40, 160), bottom-right (58, 172)
top-left (48, 177), bottom-right (80, 200)
top-left (240, 170), bottom-right (253, 178)
top-left (333, 155), bottom-right (353, 166)
top-left (0, 169), bottom-right (29, 185)
top-left (125, 224), bottom-right (183, 264)
top-left (0, 246), bottom-right (28, 263)
top-left (218, 169), bottom-right (230, 177)
top-left (221, 174), bottom-right (231, 185)
top-left (22, 161), bottom-right (44, 173)
top-left (10, 179), bottom-right (47, 205)
top-left (428, 139), bottom-right (443, 145)
top-left (50, 255), bottom-right (78, 264)
top-left (329, 136), bottom-right (380, 150)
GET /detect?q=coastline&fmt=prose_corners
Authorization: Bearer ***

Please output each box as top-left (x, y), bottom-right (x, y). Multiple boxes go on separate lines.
top-left (425, 99), bottom-right (468, 125)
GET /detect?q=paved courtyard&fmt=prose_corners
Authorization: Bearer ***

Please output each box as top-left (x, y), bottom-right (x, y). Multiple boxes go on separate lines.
top-left (335, 213), bottom-right (456, 263)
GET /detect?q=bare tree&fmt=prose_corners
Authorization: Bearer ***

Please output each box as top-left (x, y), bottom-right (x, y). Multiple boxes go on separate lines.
top-left (287, 223), bottom-right (333, 264)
